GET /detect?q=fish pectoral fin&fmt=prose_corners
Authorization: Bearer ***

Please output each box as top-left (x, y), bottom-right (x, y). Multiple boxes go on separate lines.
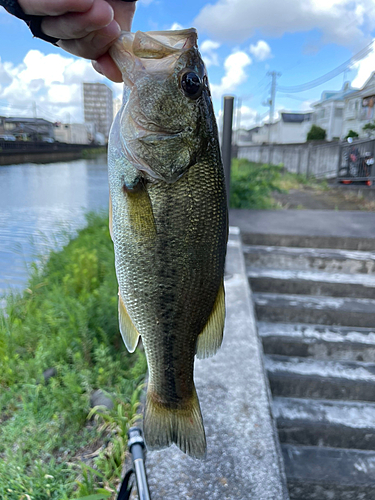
top-left (109, 194), bottom-right (113, 241)
top-left (196, 281), bottom-right (225, 359)
top-left (118, 293), bottom-right (140, 353)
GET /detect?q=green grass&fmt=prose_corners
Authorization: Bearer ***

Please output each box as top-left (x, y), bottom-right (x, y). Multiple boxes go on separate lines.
top-left (229, 158), bottom-right (327, 209)
top-left (0, 212), bottom-right (147, 499)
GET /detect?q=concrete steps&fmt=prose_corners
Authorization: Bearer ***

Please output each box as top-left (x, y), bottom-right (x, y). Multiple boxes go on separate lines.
top-left (259, 322), bottom-right (375, 361)
top-left (244, 245), bottom-right (375, 274)
top-left (274, 397), bottom-right (375, 450)
top-left (265, 354), bottom-right (375, 401)
top-left (254, 292), bottom-right (375, 328)
top-left (249, 268), bottom-right (375, 298)
top-left (243, 231), bottom-right (375, 499)
top-left (282, 444), bottom-right (375, 500)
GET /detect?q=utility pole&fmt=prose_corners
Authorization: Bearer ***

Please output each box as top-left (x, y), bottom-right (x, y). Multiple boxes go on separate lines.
top-left (266, 71), bottom-right (281, 144)
top-left (32, 101), bottom-right (37, 119)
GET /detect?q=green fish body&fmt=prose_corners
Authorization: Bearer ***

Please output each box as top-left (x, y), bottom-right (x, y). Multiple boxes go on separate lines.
top-left (108, 29), bottom-right (227, 458)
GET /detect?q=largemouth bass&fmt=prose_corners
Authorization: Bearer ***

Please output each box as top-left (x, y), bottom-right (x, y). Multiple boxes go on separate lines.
top-left (108, 28), bottom-right (227, 459)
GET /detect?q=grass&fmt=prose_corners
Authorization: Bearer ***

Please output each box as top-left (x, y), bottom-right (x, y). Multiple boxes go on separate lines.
top-left (229, 158), bottom-right (327, 209)
top-left (0, 212), bottom-right (147, 499)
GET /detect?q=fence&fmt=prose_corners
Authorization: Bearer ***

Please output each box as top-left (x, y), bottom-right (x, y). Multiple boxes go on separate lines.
top-left (236, 138), bottom-right (375, 179)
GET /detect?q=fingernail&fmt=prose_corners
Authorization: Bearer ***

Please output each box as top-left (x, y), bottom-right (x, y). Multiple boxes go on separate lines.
top-left (92, 61), bottom-right (104, 75)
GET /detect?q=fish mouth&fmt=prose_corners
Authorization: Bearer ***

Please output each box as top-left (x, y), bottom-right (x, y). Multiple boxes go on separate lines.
top-left (109, 29), bottom-right (198, 83)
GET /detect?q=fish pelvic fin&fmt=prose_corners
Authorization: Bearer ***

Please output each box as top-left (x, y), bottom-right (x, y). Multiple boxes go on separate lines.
top-left (196, 281), bottom-right (225, 359)
top-left (144, 387), bottom-right (206, 459)
top-left (109, 194), bottom-right (113, 241)
top-left (118, 292), bottom-right (140, 353)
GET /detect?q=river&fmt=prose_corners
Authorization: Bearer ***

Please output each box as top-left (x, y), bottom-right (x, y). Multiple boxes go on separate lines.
top-left (0, 156), bottom-right (109, 297)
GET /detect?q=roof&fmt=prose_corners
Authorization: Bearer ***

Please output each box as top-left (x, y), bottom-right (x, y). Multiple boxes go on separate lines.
top-left (281, 112), bottom-right (312, 123)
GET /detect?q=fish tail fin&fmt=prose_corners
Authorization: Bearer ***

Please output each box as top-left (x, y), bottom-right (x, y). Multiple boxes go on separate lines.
top-left (144, 386), bottom-right (206, 459)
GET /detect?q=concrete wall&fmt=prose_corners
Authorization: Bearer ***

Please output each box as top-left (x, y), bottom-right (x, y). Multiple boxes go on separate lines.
top-left (237, 141), bottom-right (341, 178)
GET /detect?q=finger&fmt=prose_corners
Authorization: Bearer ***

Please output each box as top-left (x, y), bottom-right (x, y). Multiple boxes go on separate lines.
top-left (41, 0), bottom-right (114, 39)
top-left (106, 0), bottom-right (136, 31)
top-left (93, 54), bottom-right (123, 82)
top-left (19, 0), bottom-right (94, 16)
top-left (57, 20), bottom-right (121, 59)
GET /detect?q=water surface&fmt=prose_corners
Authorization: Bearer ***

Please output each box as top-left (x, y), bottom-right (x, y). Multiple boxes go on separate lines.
top-left (0, 156), bottom-right (109, 295)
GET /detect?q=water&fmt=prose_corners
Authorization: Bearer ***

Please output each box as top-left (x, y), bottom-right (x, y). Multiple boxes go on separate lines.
top-left (0, 156), bottom-right (109, 296)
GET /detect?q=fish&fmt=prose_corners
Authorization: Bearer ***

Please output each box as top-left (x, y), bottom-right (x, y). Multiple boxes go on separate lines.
top-left (107, 28), bottom-right (228, 459)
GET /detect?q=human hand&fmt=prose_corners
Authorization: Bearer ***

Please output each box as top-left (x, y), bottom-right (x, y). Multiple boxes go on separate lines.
top-left (18, 0), bottom-right (136, 82)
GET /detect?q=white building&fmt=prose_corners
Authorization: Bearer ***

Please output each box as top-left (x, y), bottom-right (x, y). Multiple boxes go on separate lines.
top-left (341, 72), bottom-right (375, 139)
top-left (312, 82), bottom-right (356, 141)
top-left (54, 123), bottom-right (90, 144)
top-left (83, 82), bottom-right (113, 141)
top-left (251, 112), bottom-right (312, 144)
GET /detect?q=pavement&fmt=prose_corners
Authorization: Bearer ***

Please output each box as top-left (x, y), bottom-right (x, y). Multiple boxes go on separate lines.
top-left (229, 209), bottom-right (375, 240)
top-left (143, 228), bottom-right (289, 500)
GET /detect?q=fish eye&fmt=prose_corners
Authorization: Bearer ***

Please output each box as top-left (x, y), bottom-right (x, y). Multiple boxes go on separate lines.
top-left (180, 71), bottom-right (202, 99)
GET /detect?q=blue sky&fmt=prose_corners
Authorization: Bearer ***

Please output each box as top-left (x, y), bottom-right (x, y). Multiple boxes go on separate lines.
top-left (0, 0), bottom-right (375, 128)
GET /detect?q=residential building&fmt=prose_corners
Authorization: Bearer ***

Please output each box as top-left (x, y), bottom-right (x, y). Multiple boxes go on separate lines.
top-left (1, 117), bottom-right (54, 141)
top-left (83, 82), bottom-right (113, 140)
top-left (53, 123), bottom-right (90, 144)
top-left (341, 72), bottom-right (375, 139)
top-left (251, 112), bottom-right (313, 144)
top-left (312, 82), bottom-right (356, 141)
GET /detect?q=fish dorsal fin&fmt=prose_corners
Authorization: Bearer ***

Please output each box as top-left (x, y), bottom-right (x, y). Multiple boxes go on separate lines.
top-left (196, 282), bottom-right (225, 359)
top-left (109, 194), bottom-right (113, 241)
top-left (119, 292), bottom-right (140, 353)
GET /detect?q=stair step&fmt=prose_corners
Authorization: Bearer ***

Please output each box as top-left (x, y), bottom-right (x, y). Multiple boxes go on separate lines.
top-left (254, 292), bottom-right (375, 328)
top-left (249, 268), bottom-right (375, 298)
top-left (258, 322), bottom-right (375, 361)
top-left (283, 444), bottom-right (375, 500)
top-left (241, 232), bottom-right (375, 251)
top-left (244, 245), bottom-right (375, 274)
top-left (274, 397), bottom-right (375, 449)
top-left (265, 354), bottom-right (375, 401)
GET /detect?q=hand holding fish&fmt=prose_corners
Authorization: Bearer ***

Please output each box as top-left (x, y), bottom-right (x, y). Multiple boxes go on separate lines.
top-left (2, 0), bottom-right (136, 81)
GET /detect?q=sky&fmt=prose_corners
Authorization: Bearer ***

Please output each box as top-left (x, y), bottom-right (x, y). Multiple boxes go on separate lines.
top-left (0, 0), bottom-right (375, 129)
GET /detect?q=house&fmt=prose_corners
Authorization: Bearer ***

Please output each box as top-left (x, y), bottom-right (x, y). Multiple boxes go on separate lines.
top-left (53, 123), bottom-right (90, 144)
top-left (341, 72), bottom-right (375, 139)
top-left (311, 82), bottom-right (356, 141)
top-left (251, 112), bottom-right (313, 144)
top-left (2, 117), bottom-right (54, 141)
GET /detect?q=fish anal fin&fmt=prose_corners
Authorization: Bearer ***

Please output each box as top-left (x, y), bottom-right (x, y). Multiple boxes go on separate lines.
top-left (196, 282), bottom-right (225, 359)
top-left (109, 194), bottom-right (113, 241)
top-left (144, 386), bottom-right (206, 459)
top-left (118, 293), bottom-right (140, 353)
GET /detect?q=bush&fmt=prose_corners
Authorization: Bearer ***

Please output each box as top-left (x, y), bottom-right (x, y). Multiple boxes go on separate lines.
top-left (307, 125), bottom-right (326, 141)
top-left (345, 129), bottom-right (359, 139)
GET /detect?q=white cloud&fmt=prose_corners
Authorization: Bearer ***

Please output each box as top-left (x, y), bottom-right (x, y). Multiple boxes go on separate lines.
top-left (236, 105), bottom-right (258, 128)
top-left (200, 40), bottom-right (221, 67)
top-left (170, 22), bottom-right (185, 30)
top-left (210, 51), bottom-right (252, 98)
top-left (195, 0), bottom-right (375, 47)
top-left (0, 50), bottom-right (108, 123)
top-left (249, 40), bottom-right (272, 61)
top-left (351, 42), bottom-right (375, 88)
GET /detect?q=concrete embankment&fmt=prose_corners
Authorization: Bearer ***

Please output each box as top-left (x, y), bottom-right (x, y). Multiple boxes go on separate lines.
top-left (0, 143), bottom-right (103, 165)
top-left (144, 228), bottom-right (289, 500)
top-left (231, 208), bottom-right (375, 500)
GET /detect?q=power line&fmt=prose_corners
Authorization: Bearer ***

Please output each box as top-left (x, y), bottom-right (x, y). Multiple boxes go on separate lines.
top-left (278, 40), bottom-right (374, 93)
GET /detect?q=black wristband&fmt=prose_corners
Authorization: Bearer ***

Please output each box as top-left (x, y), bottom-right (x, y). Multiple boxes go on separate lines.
top-left (0, 0), bottom-right (137, 46)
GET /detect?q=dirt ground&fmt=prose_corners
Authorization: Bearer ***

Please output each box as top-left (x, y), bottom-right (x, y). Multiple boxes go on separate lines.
top-left (272, 182), bottom-right (375, 211)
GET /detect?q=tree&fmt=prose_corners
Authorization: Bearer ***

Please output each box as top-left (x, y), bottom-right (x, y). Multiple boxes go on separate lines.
top-left (345, 129), bottom-right (359, 139)
top-left (307, 125), bottom-right (326, 141)
top-left (363, 122), bottom-right (375, 138)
